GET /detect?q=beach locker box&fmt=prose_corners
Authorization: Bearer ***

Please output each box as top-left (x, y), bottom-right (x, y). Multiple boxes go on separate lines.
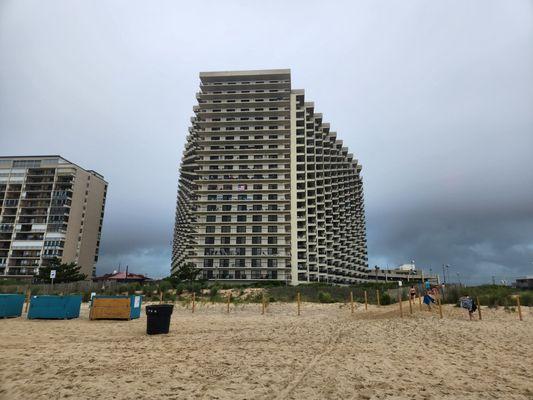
top-left (0, 294), bottom-right (25, 318)
top-left (89, 295), bottom-right (142, 320)
top-left (27, 295), bottom-right (82, 319)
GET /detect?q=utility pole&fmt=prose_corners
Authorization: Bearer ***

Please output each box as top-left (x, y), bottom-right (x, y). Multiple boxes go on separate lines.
top-left (492, 276), bottom-right (496, 285)
top-left (442, 264), bottom-right (446, 284)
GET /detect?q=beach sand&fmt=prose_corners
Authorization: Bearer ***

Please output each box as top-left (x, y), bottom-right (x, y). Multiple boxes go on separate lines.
top-left (0, 301), bottom-right (531, 399)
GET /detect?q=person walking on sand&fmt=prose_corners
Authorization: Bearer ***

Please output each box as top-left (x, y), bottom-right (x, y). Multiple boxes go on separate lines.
top-left (423, 291), bottom-right (436, 311)
top-left (460, 295), bottom-right (477, 320)
top-left (409, 285), bottom-right (417, 301)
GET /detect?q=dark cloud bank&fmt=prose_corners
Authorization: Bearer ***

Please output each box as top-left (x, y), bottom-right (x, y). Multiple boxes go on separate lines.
top-left (0, 1), bottom-right (532, 283)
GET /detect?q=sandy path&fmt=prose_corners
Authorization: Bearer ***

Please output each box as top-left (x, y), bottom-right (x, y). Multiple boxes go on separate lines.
top-left (0, 302), bottom-right (531, 400)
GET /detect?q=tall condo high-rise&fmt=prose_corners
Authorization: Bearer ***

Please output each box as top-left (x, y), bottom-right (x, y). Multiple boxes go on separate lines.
top-left (0, 156), bottom-right (107, 279)
top-left (172, 69), bottom-right (367, 284)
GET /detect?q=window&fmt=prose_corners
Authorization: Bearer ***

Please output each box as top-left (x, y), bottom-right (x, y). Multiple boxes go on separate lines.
top-left (221, 226), bottom-right (231, 233)
top-left (268, 237), bottom-right (277, 244)
top-left (252, 248), bottom-right (261, 256)
top-left (253, 204), bottom-right (262, 211)
top-left (268, 226), bottom-right (278, 233)
top-left (268, 184), bottom-right (278, 190)
top-left (252, 226), bottom-right (262, 233)
top-left (236, 236), bottom-right (246, 244)
top-left (237, 215), bottom-right (247, 222)
top-left (252, 215), bottom-right (262, 222)
top-left (252, 236), bottom-right (261, 244)
top-left (235, 259), bottom-right (246, 268)
top-left (222, 204), bottom-right (231, 211)
top-left (268, 204), bottom-right (278, 210)
top-left (206, 226), bottom-right (215, 233)
top-left (268, 194), bottom-right (278, 200)
top-left (205, 237), bottom-right (215, 244)
top-left (252, 259), bottom-right (261, 268)
top-left (237, 226), bottom-right (246, 233)
top-left (237, 205), bottom-right (247, 211)
top-left (221, 215), bottom-right (231, 222)
top-left (207, 205), bottom-right (217, 211)
top-left (253, 194), bottom-right (262, 200)
top-left (268, 215), bottom-right (278, 222)
top-left (206, 216), bottom-right (216, 222)
top-left (235, 247), bottom-right (245, 255)
top-left (204, 259), bottom-right (214, 268)
top-left (221, 237), bottom-right (230, 244)
top-left (268, 259), bottom-right (277, 268)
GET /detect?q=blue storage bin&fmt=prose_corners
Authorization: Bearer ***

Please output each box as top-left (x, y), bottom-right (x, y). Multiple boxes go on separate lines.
top-left (27, 295), bottom-right (82, 319)
top-left (129, 295), bottom-right (142, 319)
top-left (0, 294), bottom-right (25, 318)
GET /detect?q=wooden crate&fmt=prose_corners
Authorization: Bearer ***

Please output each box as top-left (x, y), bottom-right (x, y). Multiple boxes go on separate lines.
top-left (90, 297), bottom-right (131, 320)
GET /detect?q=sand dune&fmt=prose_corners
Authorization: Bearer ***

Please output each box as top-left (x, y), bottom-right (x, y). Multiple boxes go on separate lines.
top-left (0, 302), bottom-right (531, 399)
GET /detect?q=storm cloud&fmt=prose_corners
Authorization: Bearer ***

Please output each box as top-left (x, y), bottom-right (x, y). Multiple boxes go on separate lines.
top-left (1, 0), bottom-right (532, 283)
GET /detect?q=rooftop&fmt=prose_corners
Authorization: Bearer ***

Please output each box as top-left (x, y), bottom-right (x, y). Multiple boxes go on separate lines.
top-left (199, 69), bottom-right (291, 83)
top-left (0, 155), bottom-right (106, 182)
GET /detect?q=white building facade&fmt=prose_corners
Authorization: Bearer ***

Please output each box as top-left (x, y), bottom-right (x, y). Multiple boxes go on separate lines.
top-left (172, 70), bottom-right (368, 284)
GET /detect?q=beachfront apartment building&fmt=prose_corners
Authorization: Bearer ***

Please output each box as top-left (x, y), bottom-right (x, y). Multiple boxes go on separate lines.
top-left (0, 156), bottom-right (107, 279)
top-left (172, 69), bottom-right (368, 285)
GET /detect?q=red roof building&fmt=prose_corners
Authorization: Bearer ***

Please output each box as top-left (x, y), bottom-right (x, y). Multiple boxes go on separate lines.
top-left (94, 271), bottom-right (151, 283)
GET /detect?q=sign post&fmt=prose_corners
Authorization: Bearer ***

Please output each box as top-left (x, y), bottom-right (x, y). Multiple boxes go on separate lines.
top-left (50, 270), bottom-right (56, 291)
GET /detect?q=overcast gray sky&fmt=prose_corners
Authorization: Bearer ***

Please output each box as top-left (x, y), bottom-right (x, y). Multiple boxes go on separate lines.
top-left (1, 0), bottom-right (532, 284)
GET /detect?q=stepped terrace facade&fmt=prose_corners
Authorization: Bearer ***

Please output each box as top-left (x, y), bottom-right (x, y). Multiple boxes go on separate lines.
top-left (0, 156), bottom-right (107, 279)
top-left (172, 69), bottom-right (367, 285)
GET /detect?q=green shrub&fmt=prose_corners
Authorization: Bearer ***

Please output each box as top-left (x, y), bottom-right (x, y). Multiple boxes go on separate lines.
top-left (318, 291), bottom-right (334, 303)
top-left (210, 286), bottom-right (219, 298)
top-left (519, 292), bottom-right (532, 306)
top-left (159, 280), bottom-right (173, 292)
top-left (380, 292), bottom-right (392, 305)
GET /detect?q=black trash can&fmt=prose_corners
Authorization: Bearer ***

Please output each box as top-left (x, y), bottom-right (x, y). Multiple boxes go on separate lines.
top-left (146, 304), bottom-right (174, 335)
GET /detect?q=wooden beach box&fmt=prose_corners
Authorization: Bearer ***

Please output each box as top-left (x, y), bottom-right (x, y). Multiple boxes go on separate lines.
top-left (89, 295), bottom-right (142, 320)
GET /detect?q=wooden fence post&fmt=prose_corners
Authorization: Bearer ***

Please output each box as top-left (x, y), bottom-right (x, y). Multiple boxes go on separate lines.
top-left (398, 294), bottom-right (403, 318)
top-left (437, 298), bottom-right (443, 319)
top-left (24, 288), bottom-right (31, 313)
top-left (418, 293), bottom-right (422, 311)
top-left (517, 296), bottom-right (523, 321)
top-left (476, 297), bottom-right (482, 320)
top-left (350, 291), bottom-right (354, 315)
top-left (262, 293), bottom-right (266, 315)
top-left (376, 290), bottom-right (380, 307)
top-left (364, 291), bottom-right (368, 311)
top-left (227, 292), bottom-right (231, 314)
top-left (192, 292), bottom-right (195, 314)
top-left (408, 296), bottom-right (413, 315)
top-left (297, 291), bottom-right (301, 316)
